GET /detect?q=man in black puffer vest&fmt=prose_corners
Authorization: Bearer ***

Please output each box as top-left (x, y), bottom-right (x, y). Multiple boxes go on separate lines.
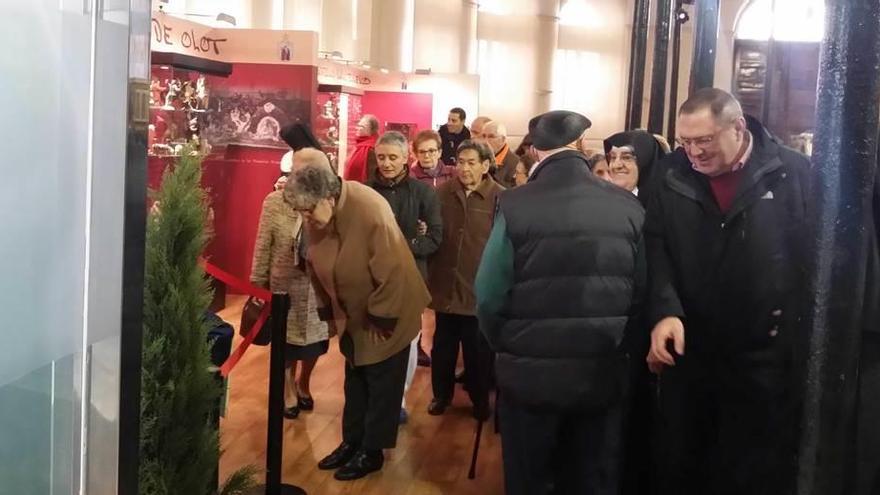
top-left (476, 110), bottom-right (646, 495)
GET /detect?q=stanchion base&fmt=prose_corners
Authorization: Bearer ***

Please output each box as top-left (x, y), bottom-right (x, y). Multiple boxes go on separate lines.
top-left (243, 484), bottom-right (307, 495)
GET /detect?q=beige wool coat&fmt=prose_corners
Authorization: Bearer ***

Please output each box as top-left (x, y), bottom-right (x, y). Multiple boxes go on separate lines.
top-left (306, 180), bottom-right (431, 366)
top-left (250, 190), bottom-right (329, 346)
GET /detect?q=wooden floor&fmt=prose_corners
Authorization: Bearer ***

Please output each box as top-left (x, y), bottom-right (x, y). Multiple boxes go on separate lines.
top-left (217, 296), bottom-right (505, 494)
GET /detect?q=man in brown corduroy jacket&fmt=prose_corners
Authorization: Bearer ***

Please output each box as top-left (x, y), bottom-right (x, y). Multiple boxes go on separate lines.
top-left (427, 139), bottom-right (504, 420)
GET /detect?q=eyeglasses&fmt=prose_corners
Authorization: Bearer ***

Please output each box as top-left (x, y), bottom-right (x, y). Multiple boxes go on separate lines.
top-left (607, 152), bottom-right (636, 163)
top-left (675, 126), bottom-right (731, 151)
top-left (417, 148), bottom-right (439, 155)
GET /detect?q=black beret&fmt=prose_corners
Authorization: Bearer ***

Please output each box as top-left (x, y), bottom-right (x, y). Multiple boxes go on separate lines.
top-left (279, 123), bottom-right (322, 151)
top-left (528, 110), bottom-right (592, 151)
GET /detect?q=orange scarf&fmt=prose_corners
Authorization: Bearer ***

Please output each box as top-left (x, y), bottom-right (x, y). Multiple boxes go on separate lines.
top-left (495, 143), bottom-right (510, 167)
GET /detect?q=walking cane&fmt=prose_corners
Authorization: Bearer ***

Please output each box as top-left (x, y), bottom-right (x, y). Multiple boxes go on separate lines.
top-left (468, 418), bottom-right (485, 479)
top-left (469, 351), bottom-right (499, 479)
top-left (494, 389), bottom-right (500, 434)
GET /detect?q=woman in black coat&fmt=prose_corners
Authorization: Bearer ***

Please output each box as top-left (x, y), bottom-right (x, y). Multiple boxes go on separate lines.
top-left (603, 129), bottom-right (667, 495)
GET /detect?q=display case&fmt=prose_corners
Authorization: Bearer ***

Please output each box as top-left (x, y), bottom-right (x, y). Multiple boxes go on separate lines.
top-left (149, 64), bottom-right (215, 156)
top-left (317, 84), bottom-right (365, 172)
top-left (151, 63), bottom-right (316, 159)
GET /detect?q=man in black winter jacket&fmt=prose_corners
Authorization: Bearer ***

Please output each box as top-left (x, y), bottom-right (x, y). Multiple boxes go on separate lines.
top-left (439, 107), bottom-right (472, 166)
top-left (369, 130), bottom-right (442, 421)
top-left (646, 88), bottom-right (811, 495)
top-left (476, 111), bottom-right (646, 495)
top-left (369, 131), bottom-right (443, 279)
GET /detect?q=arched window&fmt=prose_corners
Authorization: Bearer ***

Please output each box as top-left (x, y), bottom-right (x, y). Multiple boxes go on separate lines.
top-left (735, 0), bottom-right (825, 42)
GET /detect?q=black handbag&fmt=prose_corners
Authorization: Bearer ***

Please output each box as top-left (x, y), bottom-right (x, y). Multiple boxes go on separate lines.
top-left (239, 296), bottom-right (272, 346)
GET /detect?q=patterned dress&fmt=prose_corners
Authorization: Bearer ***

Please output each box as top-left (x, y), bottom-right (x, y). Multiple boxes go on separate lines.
top-left (251, 190), bottom-right (329, 357)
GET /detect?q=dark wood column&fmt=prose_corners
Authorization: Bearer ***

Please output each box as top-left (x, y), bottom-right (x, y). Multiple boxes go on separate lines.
top-left (647, 0), bottom-right (674, 135)
top-left (688, 0), bottom-right (720, 92)
top-left (667, 2), bottom-right (687, 141)
top-left (625, 0), bottom-right (651, 130)
top-left (799, 1), bottom-right (880, 494)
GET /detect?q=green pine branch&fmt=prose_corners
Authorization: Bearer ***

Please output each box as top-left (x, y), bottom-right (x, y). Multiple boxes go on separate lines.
top-left (140, 145), bottom-right (257, 494)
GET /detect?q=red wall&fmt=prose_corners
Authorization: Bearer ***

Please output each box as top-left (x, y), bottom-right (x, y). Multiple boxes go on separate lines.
top-left (149, 152), bottom-right (282, 289)
top-left (148, 61), bottom-right (317, 292)
top-left (362, 91), bottom-right (433, 136)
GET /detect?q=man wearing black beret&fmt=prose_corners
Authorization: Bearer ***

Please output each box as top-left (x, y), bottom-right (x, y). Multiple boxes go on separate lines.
top-left (476, 110), bottom-right (647, 494)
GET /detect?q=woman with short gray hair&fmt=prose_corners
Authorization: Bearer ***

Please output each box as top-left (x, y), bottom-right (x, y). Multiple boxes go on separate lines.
top-left (284, 165), bottom-right (341, 216)
top-left (285, 161), bottom-right (430, 481)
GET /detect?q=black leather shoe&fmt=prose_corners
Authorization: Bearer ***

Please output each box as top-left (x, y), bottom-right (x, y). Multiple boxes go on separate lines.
top-left (283, 406), bottom-right (299, 419)
top-left (333, 449), bottom-right (384, 481)
top-left (427, 398), bottom-right (449, 416)
top-left (318, 442), bottom-right (359, 470)
top-left (297, 394), bottom-right (314, 411)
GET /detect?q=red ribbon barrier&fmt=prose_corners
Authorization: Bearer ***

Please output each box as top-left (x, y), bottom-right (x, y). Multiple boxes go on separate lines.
top-left (202, 260), bottom-right (272, 377)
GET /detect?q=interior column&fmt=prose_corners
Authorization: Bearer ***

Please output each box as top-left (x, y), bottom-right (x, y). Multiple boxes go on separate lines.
top-left (370, 0), bottom-right (414, 71)
top-left (625, 0), bottom-right (651, 130)
top-left (688, 0), bottom-right (720, 91)
top-left (534, 0), bottom-right (560, 116)
top-left (460, 0), bottom-right (478, 74)
top-left (798, 1), bottom-right (880, 493)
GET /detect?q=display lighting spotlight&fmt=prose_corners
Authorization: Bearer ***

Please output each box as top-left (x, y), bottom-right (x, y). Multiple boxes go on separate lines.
top-left (676, 8), bottom-right (690, 23)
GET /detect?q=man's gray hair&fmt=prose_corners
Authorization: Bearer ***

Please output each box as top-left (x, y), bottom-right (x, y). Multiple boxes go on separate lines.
top-left (376, 130), bottom-right (409, 156)
top-left (483, 120), bottom-right (507, 137)
top-left (679, 88), bottom-right (744, 124)
top-left (362, 114), bottom-right (380, 135)
top-left (284, 163), bottom-right (341, 210)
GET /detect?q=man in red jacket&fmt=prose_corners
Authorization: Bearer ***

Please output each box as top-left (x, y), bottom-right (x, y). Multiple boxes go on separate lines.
top-left (344, 114), bottom-right (380, 182)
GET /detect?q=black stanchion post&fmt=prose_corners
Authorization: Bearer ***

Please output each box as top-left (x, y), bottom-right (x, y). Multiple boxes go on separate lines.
top-left (263, 294), bottom-right (306, 495)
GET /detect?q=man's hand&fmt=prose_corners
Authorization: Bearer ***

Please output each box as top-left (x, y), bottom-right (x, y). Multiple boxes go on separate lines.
top-left (647, 317), bottom-right (685, 374)
top-left (367, 324), bottom-right (393, 344)
top-left (417, 220), bottom-right (428, 236)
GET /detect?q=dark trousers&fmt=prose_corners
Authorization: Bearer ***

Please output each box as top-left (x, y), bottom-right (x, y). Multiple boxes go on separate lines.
top-left (858, 333), bottom-right (880, 495)
top-left (621, 359), bottom-right (658, 495)
top-left (342, 345), bottom-right (409, 450)
top-left (431, 312), bottom-right (492, 407)
top-left (499, 395), bottom-right (625, 495)
top-left (656, 345), bottom-right (799, 495)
